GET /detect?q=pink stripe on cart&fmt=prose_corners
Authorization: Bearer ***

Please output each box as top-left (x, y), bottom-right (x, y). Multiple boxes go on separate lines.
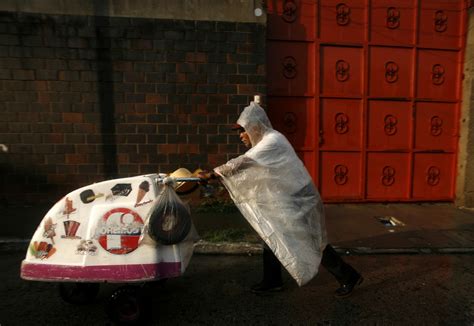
top-left (21, 261), bottom-right (182, 282)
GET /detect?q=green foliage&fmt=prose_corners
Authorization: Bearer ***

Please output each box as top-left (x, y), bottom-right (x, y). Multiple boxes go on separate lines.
top-left (201, 228), bottom-right (248, 243)
top-left (195, 198), bottom-right (238, 213)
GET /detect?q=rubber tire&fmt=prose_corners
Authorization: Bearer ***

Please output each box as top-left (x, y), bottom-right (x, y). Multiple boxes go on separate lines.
top-left (148, 202), bottom-right (191, 245)
top-left (58, 282), bottom-right (100, 305)
top-left (106, 285), bottom-right (149, 325)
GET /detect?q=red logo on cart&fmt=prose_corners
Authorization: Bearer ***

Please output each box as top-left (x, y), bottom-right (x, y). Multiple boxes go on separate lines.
top-left (97, 208), bottom-right (144, 255)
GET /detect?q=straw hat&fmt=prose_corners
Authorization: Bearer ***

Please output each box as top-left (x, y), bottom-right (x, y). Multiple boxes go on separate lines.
top-left (169, 168), bottom-right (202, 194)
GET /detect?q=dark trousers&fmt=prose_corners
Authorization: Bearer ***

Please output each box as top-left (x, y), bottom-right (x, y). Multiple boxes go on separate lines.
top-left (262, 243), bottom-right (359, 286)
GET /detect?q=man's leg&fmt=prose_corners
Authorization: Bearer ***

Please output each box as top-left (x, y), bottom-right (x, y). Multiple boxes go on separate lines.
top-left (321, 244), bottom-right (363, 297)
top-left (251, 243), bottom-right (283, 293)
top-left (262, 243), bottom-right (283, 286)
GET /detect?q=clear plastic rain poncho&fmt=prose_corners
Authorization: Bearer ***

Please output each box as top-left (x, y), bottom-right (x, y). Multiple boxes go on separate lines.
top-left (215, 102), bottom-right (328, 286)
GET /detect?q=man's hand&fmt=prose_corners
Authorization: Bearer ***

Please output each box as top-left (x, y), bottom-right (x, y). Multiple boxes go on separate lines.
top-left (197, 170), bottom-right (217, 183)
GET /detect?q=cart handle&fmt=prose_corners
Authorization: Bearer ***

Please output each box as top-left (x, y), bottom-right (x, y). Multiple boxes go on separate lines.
top-left (171, 177), bottom-right (202, 182)
top-left (155, 176), bottom-right (204, 186)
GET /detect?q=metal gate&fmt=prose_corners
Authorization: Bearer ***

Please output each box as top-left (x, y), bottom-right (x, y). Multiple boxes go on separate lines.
top-left (266, 0), bottom-right (468, 202)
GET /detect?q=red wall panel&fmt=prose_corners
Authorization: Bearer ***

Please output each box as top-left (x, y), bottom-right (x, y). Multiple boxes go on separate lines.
top-left (320, 99), bottom-right (362, 150)
top-left (366, 153), bottom-right (410, 199)
top-left (268, 97), bottom-right (316, 150)
top-left (414, 102), bottom-right (457, 151)
top-left (416, 50), bottom-right (460, 100)
top-left (369, 47), bottom-right (414, 97)
top-left (412, 153), bottom-right (455, 199)
top-left (320, 152), bottom-right (362, 199)
top-left (367, 101), bottom-right (412, 150)
top-left (267, 41), bottom-right (315, 96)
top-left (369, 0), bottom-right (416, 45)
top-left (418, 0), bottom-right (464, 49)
top-left (320, 46), bottom-right (364, 96)
top-left (320, 0), bottom-right (367, 43)
top-left (267, 0), bottom-right (316, 41)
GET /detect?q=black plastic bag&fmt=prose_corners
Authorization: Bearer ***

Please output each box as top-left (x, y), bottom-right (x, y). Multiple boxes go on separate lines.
top-left (146, 184), bottom-right (192, 245)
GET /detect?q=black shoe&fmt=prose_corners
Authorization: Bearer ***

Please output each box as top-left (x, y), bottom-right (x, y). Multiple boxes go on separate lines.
top-left (250, 281), bottom-right (283, 294)
top-left (335, 275), bottom-right (363, 298)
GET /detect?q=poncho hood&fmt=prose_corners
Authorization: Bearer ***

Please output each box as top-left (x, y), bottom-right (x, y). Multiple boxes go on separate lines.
top-left (236, 102), bottom-right (273, 147)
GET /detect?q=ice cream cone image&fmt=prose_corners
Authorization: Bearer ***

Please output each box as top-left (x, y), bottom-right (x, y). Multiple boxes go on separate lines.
top-left (43, 217), bottom-right (56, 244)
top-left (135, 181), bottom-right (150, 206)
top-left (63, 197), bottom-right (76, 218)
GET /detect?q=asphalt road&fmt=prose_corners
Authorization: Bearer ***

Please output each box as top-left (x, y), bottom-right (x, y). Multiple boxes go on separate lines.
top-left (1, 251), bottom-right (474, 325)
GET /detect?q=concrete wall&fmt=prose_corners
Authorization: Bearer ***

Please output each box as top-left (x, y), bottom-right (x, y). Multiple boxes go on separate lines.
top-left (0, 0), bottom-right (266, 23)
top-left (456, 7), bottom-right (474, 208)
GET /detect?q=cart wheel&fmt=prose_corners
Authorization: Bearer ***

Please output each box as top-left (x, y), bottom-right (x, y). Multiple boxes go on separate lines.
top-left (106, 285), bottom-right (150, 325)
top-left (148, 202), bottom-right (191, 245)
top-left (58, 282), bottom-right (100, 305)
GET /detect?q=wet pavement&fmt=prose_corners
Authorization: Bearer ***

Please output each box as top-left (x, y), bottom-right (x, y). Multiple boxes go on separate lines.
top-left (324, 203), bottom-right (474, 253)
top-left (2, 251), bottom-right (474, 325)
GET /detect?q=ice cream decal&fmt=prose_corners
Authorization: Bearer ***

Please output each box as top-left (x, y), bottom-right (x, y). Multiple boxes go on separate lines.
top-left (135, 180), bottom-right (152, 207)
top-left (80, 189), bottom-right (104, 204)
top-left (29, 241), bottom-right (56, 259)
top-left (76, 240), bottom-right (98, 255)
top-left (63, 197), bottom-right (77, 218)
top-left (62, 220), bottom-right (81, 239)
top-left (43, 217), bottom-right (57, 244)
top-left (96, 207), bottom-right (144, 255)
top-left (106, 183), bottom-right (132, 201)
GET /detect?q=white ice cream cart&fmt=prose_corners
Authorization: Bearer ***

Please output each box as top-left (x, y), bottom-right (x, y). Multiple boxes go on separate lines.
top-left (20, 172), bottom-right (202, 324)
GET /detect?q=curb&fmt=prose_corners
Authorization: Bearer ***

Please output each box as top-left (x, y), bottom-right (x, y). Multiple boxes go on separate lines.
top-left (194, 243), bottom-right (474, 255)
top-left (194, 240), bottom-right (262, 255)
top-left (336, 247), bottom-right (474, 255)
top-left (2, 239), bottom-right (474, 255)
top-left (0, 239), bottom-right (263, 255)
